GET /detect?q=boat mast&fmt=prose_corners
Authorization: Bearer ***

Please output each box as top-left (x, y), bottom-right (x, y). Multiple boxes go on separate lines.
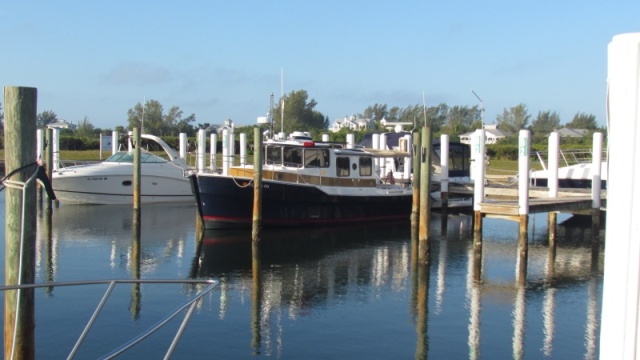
top-left (281, 67), bottom-right (284, 137)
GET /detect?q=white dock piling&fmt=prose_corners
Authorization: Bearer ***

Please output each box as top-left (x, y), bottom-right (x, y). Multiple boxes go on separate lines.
top-left (240, 133), bottom-right (247, 166)
top-left (112, 130), bottom-right (119, 155)
top-left (222, 129), bottom-right (229, 175)
top-left (591, 132), bottom-right (603, 209)
top-left (600, 32), bottom-right (640, 359)
top-left (518, 130), bottom-right (530, 215)
top-left (210, 133), bottom-right (217, 171)
top-left (197, 129), bottom-right (206, 173)
top-left (548, 132), bottom-right (559, 197)
top-left (179, 133), bottom-right (187, 160)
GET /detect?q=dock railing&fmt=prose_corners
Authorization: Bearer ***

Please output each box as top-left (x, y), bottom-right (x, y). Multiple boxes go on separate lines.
top-left (0, 279), bottom-right (218, 359)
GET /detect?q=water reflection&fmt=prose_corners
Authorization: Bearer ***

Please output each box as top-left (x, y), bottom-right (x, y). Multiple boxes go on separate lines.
top-left (27, 197), bottom-right (604, 358)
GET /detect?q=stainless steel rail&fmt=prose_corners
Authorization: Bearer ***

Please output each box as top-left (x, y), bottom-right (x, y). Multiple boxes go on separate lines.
top-left (0, 279), bottom-right (219, 359)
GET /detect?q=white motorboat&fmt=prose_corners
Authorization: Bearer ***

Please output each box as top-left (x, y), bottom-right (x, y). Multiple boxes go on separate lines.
top-left (530, 148), bottom-right (607, 189)
top-left (52, 134), bottom-right (194, 204)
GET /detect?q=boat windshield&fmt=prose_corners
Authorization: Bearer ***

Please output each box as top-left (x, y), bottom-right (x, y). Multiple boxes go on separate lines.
top-left (104, 151), bottom-right (168, 164)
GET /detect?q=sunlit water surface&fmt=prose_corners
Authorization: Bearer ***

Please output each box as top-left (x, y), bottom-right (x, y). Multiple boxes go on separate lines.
top-left (0, 192), bottom-right (603, 359)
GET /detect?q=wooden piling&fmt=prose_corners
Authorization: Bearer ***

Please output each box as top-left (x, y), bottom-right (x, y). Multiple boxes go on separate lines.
top-left (4, 86), bottom-right (37, 360)
top-left (252, 128), bottom-right (263, 242)
top-left (411, 131), bottom-right (421, 226)
top-left (418, 126), bottom-right (431, 262)
top-left (132, 127), bottom-right (141, 210)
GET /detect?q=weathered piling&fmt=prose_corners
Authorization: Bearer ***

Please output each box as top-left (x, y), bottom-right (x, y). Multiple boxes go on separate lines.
top-left (252, 128), bottom-right (263, 242)
top-left (4, 86), bottom-right (37, 360)
top-left (411, 132), bottom-right (421, 226)
top-left (516, 130), bottom-right (531, 286)
top-left (418, 126), bottom-right (432, 262)
top-left (133, 127), bottom-right (141, 211)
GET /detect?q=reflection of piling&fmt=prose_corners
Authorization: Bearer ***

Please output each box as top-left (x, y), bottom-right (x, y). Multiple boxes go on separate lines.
top-left (415, 262), bottom-right (430, 360)
top-left (472, 232), bottom-right (482, 282)
top-left (251, 241), bottom-right (262, 354)
top-left (418, 126), bottom-right (431, 263)
top-left (45, 205), bottom-right (54, 295)
top-left (4, 86), bottom-right (38, 359)
top-left (252, 128), bottom-right (263, 242)
top-left (131, 197), bottom-right (142, 320)
top-left (517, 215), bottom-right (529, 286)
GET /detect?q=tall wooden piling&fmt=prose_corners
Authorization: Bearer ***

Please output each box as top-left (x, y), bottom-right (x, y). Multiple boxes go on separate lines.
top-left (411, 132), bottom-right (421, 226)
top-left (517, 215), bottom-right (529, 286)
top-left (418, 126), bottom-right (432, 262)
top-left (4, 86), bottom-right (37, 360)
top-left (252, 128), bottom-right (263, 242)
top-left (132, 127), bottom-right (141, 210)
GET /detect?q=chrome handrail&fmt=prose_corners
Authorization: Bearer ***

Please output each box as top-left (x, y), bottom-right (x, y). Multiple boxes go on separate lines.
top-left (0, 279), bottom-right (218, 359)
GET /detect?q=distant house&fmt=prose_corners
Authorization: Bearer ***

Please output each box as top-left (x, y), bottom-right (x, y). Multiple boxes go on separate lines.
top-left (47, 119), bottom-right (77, 131)
top-left (330, 115), bottom-right (372, 133)
top-left (459, 124), bottom-right (507, 145)
top-left (557, 128), bottom-right (589, 138)
top-left (379, 118), bottom-right (413, 132)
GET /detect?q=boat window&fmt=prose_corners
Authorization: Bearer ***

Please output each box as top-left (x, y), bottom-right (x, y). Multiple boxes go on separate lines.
top-left (104, 151), bottom-right (167, 163)
top-left (304, 149), bottom-right (330, 168)
top-left (336, 157), bottom-right (350, 177)
top-left (265, 145), bottom-right (283, 165)
top-left (359, 157), bottom-right (372, 176)
top-left (283, 147), bottom-right (303, 168)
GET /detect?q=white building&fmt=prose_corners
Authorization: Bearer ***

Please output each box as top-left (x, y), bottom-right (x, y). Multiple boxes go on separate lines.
top-left (330, 115), bottom-right (372, 133)
top-left (459, 124), bottom-right (506, 144)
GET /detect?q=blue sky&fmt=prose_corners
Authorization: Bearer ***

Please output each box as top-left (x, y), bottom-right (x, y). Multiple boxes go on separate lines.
top-left (1, 1), bottom-right (637, 130)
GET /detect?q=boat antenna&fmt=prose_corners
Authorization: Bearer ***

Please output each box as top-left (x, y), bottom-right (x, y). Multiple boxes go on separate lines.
top-left (471, 89), bottom-right (484, 127)
top-left (280, 67), bottom-right (284, 137)
top-left (422, 91), bottom-right (427, 129)
top-left (270, 92), bottom-right (274, 140)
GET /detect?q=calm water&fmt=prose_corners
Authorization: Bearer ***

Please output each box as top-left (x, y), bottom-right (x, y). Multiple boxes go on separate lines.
top-left (0, 191), bottom-right (603, 359)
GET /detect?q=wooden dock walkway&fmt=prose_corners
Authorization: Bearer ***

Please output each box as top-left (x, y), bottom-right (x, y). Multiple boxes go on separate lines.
top-left (449, 183), bottom-right (606, 218)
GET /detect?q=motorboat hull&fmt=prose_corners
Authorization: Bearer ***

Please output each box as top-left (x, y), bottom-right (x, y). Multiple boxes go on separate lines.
top-left (53, 163), bottom-right (193, 205)
top-left (190, 174), bottom-right (413, 229)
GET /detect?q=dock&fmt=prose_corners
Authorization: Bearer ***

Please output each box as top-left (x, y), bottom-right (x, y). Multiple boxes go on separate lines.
top-left (450, 183), bottom-right (606, 218)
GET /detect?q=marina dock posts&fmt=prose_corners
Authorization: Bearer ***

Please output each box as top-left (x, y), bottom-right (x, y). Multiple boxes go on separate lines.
top-left (439, 134), bottom-right (450, 218)
top-left (112, 130), bottom-right (119, 155)
top-left (210, 133), bottom-right (217, 171)
top-left (4, 86), bottom-right (37, 360)
top-left (517, 129), bottom-right (531, 286)
top-left (600, 32), bottom-right (640, 358)
top-left (418, 126), bottom-right (432, 262)
top-left (548, 132), bottom-right (559, 197)
top-left (196, 129), bottom-right (206, 172)
top-left (240, 133), bottom-right (247, 166)
top-left (379, 134), bottom-right (387, 178)
top-left (372, 134), bottom-right (380, 174)
top-left (52, 128), bottom-right (60, 171)
top-left (222, 129), bottom-right (229, 175)
top-left (590, 132), bottom-right (603, 270)
top-left (252, 128), bottom-right (263, 242)
top-left (411, 132), bottom-right (421, 226)
top-left (45, 128), bottom-right (54, 209)
top-left (36, 130), bottom-right (43, 203)
top-left (472, 129), bottom-right (486, 234)
top-left (346, 133), bottom-right (354, 149)
top-left (179, 133), bottom-right (187, 161)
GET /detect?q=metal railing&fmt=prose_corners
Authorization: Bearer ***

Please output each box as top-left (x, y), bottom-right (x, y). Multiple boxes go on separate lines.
top-left (0, 279), bottom-right (218, 359)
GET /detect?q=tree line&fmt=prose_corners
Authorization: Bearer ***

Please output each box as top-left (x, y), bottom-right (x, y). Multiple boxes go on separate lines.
top-left (0, 90), bottom-right (604, 149)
